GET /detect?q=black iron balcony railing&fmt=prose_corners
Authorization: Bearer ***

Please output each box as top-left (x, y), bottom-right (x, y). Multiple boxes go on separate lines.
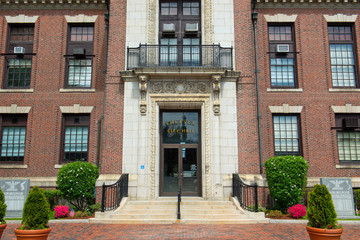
top-left (127, 44), bottom-right (233, 69)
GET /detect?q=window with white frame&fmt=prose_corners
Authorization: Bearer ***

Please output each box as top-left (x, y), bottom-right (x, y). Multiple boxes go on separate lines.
top-left (273, 115), bottom-right (301, 156)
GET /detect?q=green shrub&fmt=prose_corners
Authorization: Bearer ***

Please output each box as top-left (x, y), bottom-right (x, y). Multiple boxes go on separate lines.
top-left (267, 210), bottom-right (283, 218)
top-left (265, 155), bottom-right (309, 213)
top-left (42, 189), bottom-right (61, 210)
top-left (353, 189), bottom-right (360, 210)
top-left (21, 186), bottom-right (50, 230)
top-left (87, 203), bottom-right (101, 214)
top-left (56, 161), bottom-right (99, 212)
top-left (307, 184), bottom-right (339, 229)
top-left (0, 188), bottom-right (6, 224)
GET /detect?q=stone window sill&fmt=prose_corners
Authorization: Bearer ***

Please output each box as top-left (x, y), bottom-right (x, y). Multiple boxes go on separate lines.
top-left (329, 88), bottom-right (360, 92)
top-left (59, 88), bottom-right (95, 93)
top-left (0, 164), bottom-right (28, 169)
top-left (54, 164), bottom-right (65, 169)
top-left (336, 164), bottom-right (360, 169)
top-left (0, 89), bottom-right (34, 93)
top-left (267, 88), bottom-right (303, 92)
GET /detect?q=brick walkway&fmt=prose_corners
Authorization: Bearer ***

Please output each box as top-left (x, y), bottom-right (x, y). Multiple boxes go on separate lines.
top-left (2, 223), bottom-right (360, 240)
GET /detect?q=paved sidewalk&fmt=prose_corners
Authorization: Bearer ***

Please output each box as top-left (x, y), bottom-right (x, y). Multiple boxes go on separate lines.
top-left (2, 222), bottom-right (360, 240)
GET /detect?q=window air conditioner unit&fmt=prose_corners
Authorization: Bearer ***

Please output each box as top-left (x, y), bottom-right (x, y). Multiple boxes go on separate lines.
top-left (185, 23), bottom-right (198, 32)
top-left (73, 48), bottom-right (86, 56)
top-left (343, 118), bottom-right (359, 128)
top-left (163, 23), bottom-right (175, 32)
top-left (14, 46), bottom-right (25, 54)
top-left (276, 44), bottom-right (290, 53)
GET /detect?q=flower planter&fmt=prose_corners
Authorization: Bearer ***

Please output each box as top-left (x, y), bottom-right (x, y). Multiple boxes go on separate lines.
top-left (0, 223), bottom-right (7, 239)
top-left (14, 227), bottom-right (51, 240)
top-left (306, 226), bottom-right (343, 240)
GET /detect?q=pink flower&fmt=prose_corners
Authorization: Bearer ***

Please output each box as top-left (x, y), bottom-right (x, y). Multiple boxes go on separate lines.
top-left (54, 205), bottom-right (69, 219)
top-left (287, 204), bottom-right (307, 219)
top-left (356, 208), bottom-right (359, 216)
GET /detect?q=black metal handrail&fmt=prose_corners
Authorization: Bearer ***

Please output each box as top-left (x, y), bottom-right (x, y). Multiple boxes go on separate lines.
top-left (232, 173), bottom-right (258, 212)
top-left (127, 44), bottom-right (233, 69)
top-left (177, 183), bottom-right (181, 220)
top-left (101, 174), bottom-right (129, 212)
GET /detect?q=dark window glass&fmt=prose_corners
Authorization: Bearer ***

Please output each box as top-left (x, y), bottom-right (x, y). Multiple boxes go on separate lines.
top-left (7, 59), bottom-right (32, 88)
top-left (328, 26), bottom-right (356, 88)
top-left (268, 25), bottom-right (296, 88)
top-left (183, 38), bottom-right (200, 66)
top-left (160, 38), bottom-right (178, 66)
top-left (268, 26), bottom-right (292, 41)
top-left (68, 59), bottom-right (92, 88)
top-left (62, 115), bottom-right (89, 162)
top-left (273, 115), bottom-right (300, 156)
top-left (10, 26), bottom-right (34, 42)
top-left (0, 115), bottom-right (27, 162)
top-left (161, 2), bottom-right (178, 15)
top-left (337, 132), bottom-right (360, 161)
top-left (162, 112), bottom-right (199, 144)
top-left (70, 26), bottom-right (94, 42)
top-left (183, 2), bottom-right (199, 15)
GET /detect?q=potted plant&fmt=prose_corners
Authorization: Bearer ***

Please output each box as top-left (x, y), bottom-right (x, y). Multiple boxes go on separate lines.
top-left (0, 188), bottom-right (7, 239)
top-left (14, 186), bottom-right (51, 240)
top-left (306, 184), bottom-right (343, 240)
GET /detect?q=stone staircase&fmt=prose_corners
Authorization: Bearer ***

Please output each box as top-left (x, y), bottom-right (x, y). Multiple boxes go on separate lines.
top-left (90, 197), bottom-right (269, 224)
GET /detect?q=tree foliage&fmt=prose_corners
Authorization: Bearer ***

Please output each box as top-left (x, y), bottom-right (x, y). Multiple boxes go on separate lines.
top-left (21, 186), bottom-right (50, 230)
top-left (307, 184), bottom-right (338, 229)
top-left (56, 161), bottom-right (99, 211)
top-left (265, 155), bottom-right (309, 213)
top-left (0, 188), bottom-right (6, 224)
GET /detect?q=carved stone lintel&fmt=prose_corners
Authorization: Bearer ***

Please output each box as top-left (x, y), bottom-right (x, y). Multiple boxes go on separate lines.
top-left (212, 75), bottom-right (221, 115)
top-left (138, 75), bottom-right (148, 115)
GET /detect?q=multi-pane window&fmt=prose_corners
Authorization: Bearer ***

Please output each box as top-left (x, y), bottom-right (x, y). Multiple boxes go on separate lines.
top-left (160, 38), bottom-right (178, 66)
top-left (4, 25), bottom-right (34, 89)
top-left (328, 26), bottom-right (356, 87)
top-left (159, 0), bottom-right (201, 66)
top-left (161, 2), bottom-right (178, 15)
top-left (68, 59), bottom-right (92, 88)
top-left (7, 59), bottom-right (32, 88)
top-left (183, 2), bottom-right (199, 15)
top-left (273, 115), bottom-right (301, 156)
top-left (0, 115), bottom-right (27, 162)
top-left (62, 115), bottom-right (89, 162)
top-left (268, 25), bottom-right (297, 88)
top-left (336, 115), bottom-right (360, 162)
top-left (66, 25), bottom-right (94, 88)
top-left (183, 38), bottom-right (200, 66)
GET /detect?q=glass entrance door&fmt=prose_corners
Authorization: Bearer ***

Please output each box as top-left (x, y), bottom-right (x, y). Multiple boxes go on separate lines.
top-left (160, 111), bottom-right (201, 196)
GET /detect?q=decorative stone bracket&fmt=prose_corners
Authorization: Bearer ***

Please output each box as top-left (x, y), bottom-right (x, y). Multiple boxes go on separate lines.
top-left (212, 75), bottom-right (221, 115)
top-left (138, 74), bottom-right (148, 115)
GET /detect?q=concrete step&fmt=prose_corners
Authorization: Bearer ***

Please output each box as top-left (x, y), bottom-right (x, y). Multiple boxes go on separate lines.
top-left (181, 214), bottom-right (249, 220)
top-left (90, 218), bottom-right (176, 224)
top-left (111, 214), bottom-right (176, 220)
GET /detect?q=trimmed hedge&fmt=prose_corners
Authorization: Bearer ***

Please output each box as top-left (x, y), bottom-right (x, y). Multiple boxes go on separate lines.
top-left (0, 188), bottom-right (6, 224)
top-left (21, 186), bottom-right (50, 230)
top-left (265, 155), bottom-right (309, 213)
top-left (56, 161), bottom-right (99, 212)
top-left (307, 184), bottom-right (338, 229)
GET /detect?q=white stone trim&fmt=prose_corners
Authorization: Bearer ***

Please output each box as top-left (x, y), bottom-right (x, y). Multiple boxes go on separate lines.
top-left (0, 104), bottom-right (31, 114)
top-left (0, 164), bottom-right (28, 169)
top-left (5, 15), bottom-right (38, 23)
top-left (0, 177), bottom-right (57, 187)
top-left (267, 88), bottom-right (303, 92)
top-left (268, 104), bottom-right (303, 113)
top-left (96, 174), bottom-right (122, 186)
top-left (65, 14), bottom-right (98, 23)
top-left (324, 14), bottom-right (358, 23)
top-left (331, 104), bottom-right (360, 113)
top-left (264, 14), bottom-right (297, 23)
top-left (329, 88), bottom-right (360, 92)
top-left (60, 104), bottom-right (94, 114)
top-left (336, 165), bottom-right (360, 169)
top-left (0, 89), bottom-right (34, 93)
top-left (59, 88), bottom-right (96, 93)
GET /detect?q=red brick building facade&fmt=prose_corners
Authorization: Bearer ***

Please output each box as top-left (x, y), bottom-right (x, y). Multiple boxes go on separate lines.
top-left (0, 0), bottom-right (359, 206)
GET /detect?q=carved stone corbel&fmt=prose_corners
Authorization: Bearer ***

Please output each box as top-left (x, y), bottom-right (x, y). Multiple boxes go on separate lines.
top-left (212, 75), bottom-right (221, 115)
top-left (138, 75), bottom-right (148, 115)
